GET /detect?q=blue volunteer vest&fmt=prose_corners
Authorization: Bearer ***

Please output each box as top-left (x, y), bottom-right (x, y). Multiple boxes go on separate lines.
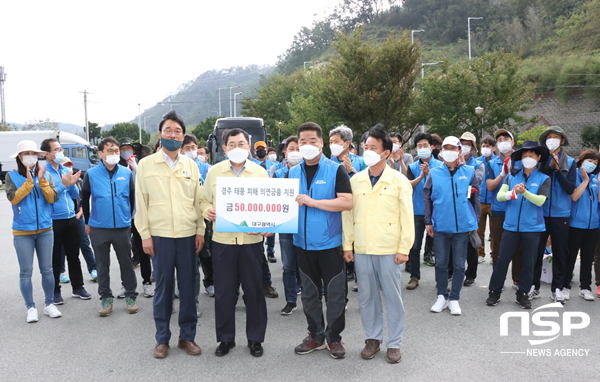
top-left (569, 169), bottom-right (599, 229)
top-left (9, 171), bottom-right (54, 231)
top-left (45, 163), bottom-right (77, 219)
top-left (542, 154), bottom-right (575, 218)
top-left (477, 154), bottom-right (497, 204)
top-left (430, 164), bottom-right (478, 233)
top-left (289, 154), bottom-right (343, 250)
top-left (87, 161), bottom-right (132, 229)
top-left (274, 166), bottom-right (290, 179)
top-left (330, 152), bottom-right (366, 174)
top-left (195, 159), bottom-right (209, 181)
top-left (408, 156), bottom-right (442, 215)
top-left (503, 168), bottom-right (549, 232)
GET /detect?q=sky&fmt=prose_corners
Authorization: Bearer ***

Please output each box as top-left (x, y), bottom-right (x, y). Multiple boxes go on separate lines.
top-left (0, 0), bottom-right (340, 128)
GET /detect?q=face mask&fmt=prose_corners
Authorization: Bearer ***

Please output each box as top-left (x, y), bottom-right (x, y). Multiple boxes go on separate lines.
top-left (227, 148), bottom-right (249, 164)
top-left (330, 144), bottom-right (344, 157)
top-left (22, 155), bottom-right (38, 168)
top-left (256, 149), bottom-right (267, 159)
top-left (392, 143), bottom-right (400, 153)
top-left (363, 150), bottom-right (383, 167)
top-left (441, 150), bottom-right (459, 163)
top-left (546, 138), bottom-right (561, 151)
top-left (462, 146), bottom-right (472, 156)
top-left (287, 151), bottom-right (303, 166)
top-left (120, 151), bottom-right (133, 160)
top-left (583, 160), bottom-right (597, 174)
top-left (105, 155), bottom-right (120, 166)
top-left (299, 144), bottom-right (320, 160)
top-left (161, 137), bottom-right (183, 152)
top-left (53, 152), bottom-right (65, 164)
top-left (481, 147), bottom-right (492, 157)
top-left (417, 148), bottom-right (431, 159)
top-left (197, 155), bottom-right (206, 163)
top-left (184, 151), bottom-right (198, 160)
top-left (498, 141), bottom-right (512, 154)
top-left (522, 157), bottom-right (538, 169)
top-left (268, 154), bottom-right (277, 162)
top-left (432, 149), bottom-right (440, 158)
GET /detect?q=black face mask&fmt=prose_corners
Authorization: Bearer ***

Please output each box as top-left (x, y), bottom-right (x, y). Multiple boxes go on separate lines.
top-left (432, 149), bottom-right (440, 158)
top-left (257, 149), bottom-right (267, 159)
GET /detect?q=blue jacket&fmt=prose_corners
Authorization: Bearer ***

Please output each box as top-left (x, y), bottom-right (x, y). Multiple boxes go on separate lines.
top-left (45, 162), bottom-right (78, 220)
top-left (251, 158), bottom-right (276, 172)
top-left (289, 154), bottom-right (344, 250)
top-left (194, 159), bottom-right (209, 182)
top-left (274, 165), bottom-right (291, 179)
top-left (477, 154), bottom-right (497, 204)
top-left (9, 171), bottom-right (54, 231)
top-left (274, 161), bottom-right (286, 171)
top-left (408, 156), bottom-right (442, 215)
top-left (503, 169), bottom-right (549, 232)
top-left (87, 161), bottom-right (132, 229)
top-left (429, 165), bottom-right (478, 233)
top-left (330, 152), bottom-right (367, 174)
top-left (541, 154), bottom-right (575, 218)
top-left (570, 169), bottom-right (599, 229)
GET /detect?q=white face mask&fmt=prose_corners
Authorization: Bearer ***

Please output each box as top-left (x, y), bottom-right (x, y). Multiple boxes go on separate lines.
top-left (287, 151), bottom-right (303, 166)
top-left (184, 151), bottom-right (198, 160)
top-left (522, 157), bottom-right (538, 169)
top-left (300, 144), bottom-right (320, 160)
top-left (546, 138), bottom-right (561, 151)
top-left (268, 153), bottom-right (277, 162)
top-left (481, 147), bottom-right (492, 157)
top-left (462, 146), bottom-right (472, 156)
top-left (498, 141), bottom-right (512, 154)
top-left (441, 150), bottom-right (459, 163)
top-left (227, 148), bottom-right (249, 164)
top-left (197, 155), bottom-right (207, 163)
top-left (330, 144), bottom-right (344, 157)
top-left (105, 155), bottom-right (120, 166)
top-left (363, 150), bottom-right (383, 167)
top-left (392, 143), bottom-right (400, 153)
top-left (22, 155), bottom-right (38, 168)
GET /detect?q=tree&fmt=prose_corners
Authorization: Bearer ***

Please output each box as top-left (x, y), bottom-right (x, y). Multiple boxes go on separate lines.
top-left (192, 116), bottom-right (221, 141)
top-left (581, 124), bottom-right (600, 149)
top-left (88, 122), bottom-right (102, 142)
top-left (417, 50), bottom-right (537, 142)
top-left (102, 122), bottom-right (150, 144)
top-left (516, 125), bottom-right (548, 146)
top-left (0, 122), bottom-right (15, 131)
top-left (21, 119), bottom-right (58, 131)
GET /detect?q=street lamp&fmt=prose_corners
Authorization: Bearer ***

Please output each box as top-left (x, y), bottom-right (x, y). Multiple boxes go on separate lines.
top-left (218, 87), bottom-right (227, 116)
top-left (421, 61), bottom-right (443, 79)
top-left (229, 86), bottom-right (240, 117)
top-left (411, 29), bottom-right (425, 44)
top-left (475, 106), bottom-right (484, 139)
top-left (143, 116), bottom-right (149, 135)
top-left (468, 17), bottom-right (483, 60)
top-left (233, 92), bottom-right (243, 117)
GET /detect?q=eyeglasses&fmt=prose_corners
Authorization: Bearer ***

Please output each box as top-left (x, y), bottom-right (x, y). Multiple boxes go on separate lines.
top-left (162, 129), bottom-right (184, 137)
top-left (104, 149), bottom-right (120, 155)
top-left (227, 142), bottom-right (248, 149)
top-left (50, 147), bottom-right (63, 153)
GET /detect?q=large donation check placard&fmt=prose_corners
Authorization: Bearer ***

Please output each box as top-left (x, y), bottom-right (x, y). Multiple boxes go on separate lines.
top-left (215, 177), bottom-right (300, 233)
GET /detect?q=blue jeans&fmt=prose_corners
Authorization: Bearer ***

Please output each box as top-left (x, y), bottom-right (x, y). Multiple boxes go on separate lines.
top-left (433, 231), bottom-right (469, 301)
top-left (61, 217), bottom-right (96, 273)
top-left (14, 230), bottom-right (55, 308)
top-left (266, 234), bottom-right (275, 254)
top-left (408, 215), bottom-right (426, 279)
top-left (280, 234), bottom-right (298, 303)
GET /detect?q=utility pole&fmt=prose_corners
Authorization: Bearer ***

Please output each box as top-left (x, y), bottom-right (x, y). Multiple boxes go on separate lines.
top-left (229, 85), bottom-right (240, 117)
top-left (468, 17), bottom-right (483, 60)
top-left (234, 92), bottom-right (242, 117)
top-left (80, 90), bottom-right (91, 142)
top-left (138, 103), bottom-right (142, 144)
top-left (0, 66), bottom-right (7, 124)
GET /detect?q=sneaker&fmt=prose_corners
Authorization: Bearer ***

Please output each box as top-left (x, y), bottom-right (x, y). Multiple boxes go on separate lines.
top-left (352, 282), bottom-right (358, 292)
top-left (562, 288), bottom-right (571, 300)
top-left (53, 292), bottom-right (64, 305)
top-left (205, 285), bottom-right (215, 297)
top-left (143, 283), bottom-right (154, 298)
top-left (579, 289), bottom-right (595, 301)
top-left (552, 288), bottom-right (565, 304)
top-left (267, 253), bottom-right (277, 263)
top-left (406, 277), bottom-right (419, 290)
top-left (516, 292), bottom-right (532, 309)
top-left (132, 258), bottom-right (140, 269)
top-left (423, 252), bottom-right (435, 266)
top-left (263, 285), bottom-right (279, 298)
top-left (281, 302), bottom-right (297, 316)
top-left (360, 339), bottom-right (380, 360)
top-left (512, 281), bottom-right (519, 289)
top-left (117, 286), bottom-right (126, 299)
top-left (328, 342), bottom-right (345, 359)
top-left (463, 278), bottom-right (474, 287)
top-left (486, 291), bottom-right (501, 306)
top-left (90, 270), bottom-right (97, 282)
top-left (295, 284), bottom-right (302, 295)
top-left (448, 300), bottom-right (461, 315)
top-left (59, 273), bottom-right (70, 283)
top-left (478, 256), bottom-right (485, 264)
top-left (431, 295), bottom-right (448, 313)
top-left (294, 335), bottom-right (326, 354)
top-left (386, 348), bottom-right (402, 364)
top-left (72, 287), bottom-right (92, 300)
top-left (27, 307), bottom-right (39, 323)
top-left (528, 286), bottom-right (541, 300)
top-left (99, 297), bottom-right (113, 317)
top-left (126, 297), bottom-right (139, 314)
top-left (44, 304), bottom-right (62, 318)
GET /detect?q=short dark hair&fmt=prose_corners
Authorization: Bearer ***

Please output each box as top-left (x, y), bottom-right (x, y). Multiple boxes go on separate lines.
top-left (222, 128), bottom-right (249, 145)
top-left (577, 149), bottom-right (600, 175)
top-left (389, 132), bottom-right (402, 142)
top-left (297, 122), bottom-right (322, 139)
top-left (98, 137), bottom-right (119, 152)
top-left (40, 138), bottom-right (58, 152)
top-left (430, 134), bottom-right (442, 147)
top-left (159, 110), bottom-right (186, 133)
top-left (481, 136), bottom-right (496, 146)
top-left (182, 134), bottom-right (197, 147)
top-left (414, 132), bottom-right (432, 145)
top-left (198, 145), bottom-right (207, 153)
top-left (366, 124), bottom-right (393, 153)
top-left (285, 136), bottom-right (298, 149)
top-left (267, 147), bottom-right (276, 153)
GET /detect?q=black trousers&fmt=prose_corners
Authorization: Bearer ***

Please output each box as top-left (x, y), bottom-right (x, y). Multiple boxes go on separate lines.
top-left (213, 242), bottom-right (267, 343)
top-left (565, 227), bottom-right (598, 291)
top-left (198, 219), bottom-right (214, 288)
top-left (448, 242), bottom-right (478, 280)
top-left (533, 217), bottom-right (570, 291)
top-left (52, 217), bottom-right (84, 292)
top-left (131, 220), bottom-right (152, 284)
top-left (295, 246), bottom-right (347, 344)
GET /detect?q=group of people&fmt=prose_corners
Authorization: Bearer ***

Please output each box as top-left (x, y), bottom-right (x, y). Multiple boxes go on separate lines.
top-left (7, 111), bottom-right (600, 363)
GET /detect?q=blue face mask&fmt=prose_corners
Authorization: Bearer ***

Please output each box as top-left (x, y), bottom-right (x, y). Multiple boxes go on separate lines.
top-left (53, 152), bottom-right (65, 164)
top-left (161, 137), bottom-right (183, 152)
top-left (417, 148), bottom-right (431, 160)
top-left (583, 161), bottom-right (596, 174)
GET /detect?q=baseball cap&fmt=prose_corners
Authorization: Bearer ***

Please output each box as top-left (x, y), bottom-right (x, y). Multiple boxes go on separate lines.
top-left (442, 136), bottom-right (461, 147)
top-left (254, 141), bottom-right (267, 149)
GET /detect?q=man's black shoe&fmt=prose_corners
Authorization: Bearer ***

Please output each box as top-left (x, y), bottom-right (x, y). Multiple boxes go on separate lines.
top-left (486, 291), bottom-right (501, 306)
top-left (281, 302), bottom-right (297, 316)
top-left (267, 253), bottom-right (277, 263)
top-left (248, 340), bottom-right (263, 357)
top-left (215, 341), bottom-right (236, 356)
top-left (516, 292), bottom-right (532, 309)
top-left (463, 278), bottom-right (475, 287)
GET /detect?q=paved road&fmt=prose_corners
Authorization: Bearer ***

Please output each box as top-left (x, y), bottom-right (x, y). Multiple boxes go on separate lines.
top-left (0, 190), bottom-right (598, 381)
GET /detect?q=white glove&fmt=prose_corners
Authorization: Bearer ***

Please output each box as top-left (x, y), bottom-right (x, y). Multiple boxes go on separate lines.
top-left (127, 156), bottom-right (138, 172)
